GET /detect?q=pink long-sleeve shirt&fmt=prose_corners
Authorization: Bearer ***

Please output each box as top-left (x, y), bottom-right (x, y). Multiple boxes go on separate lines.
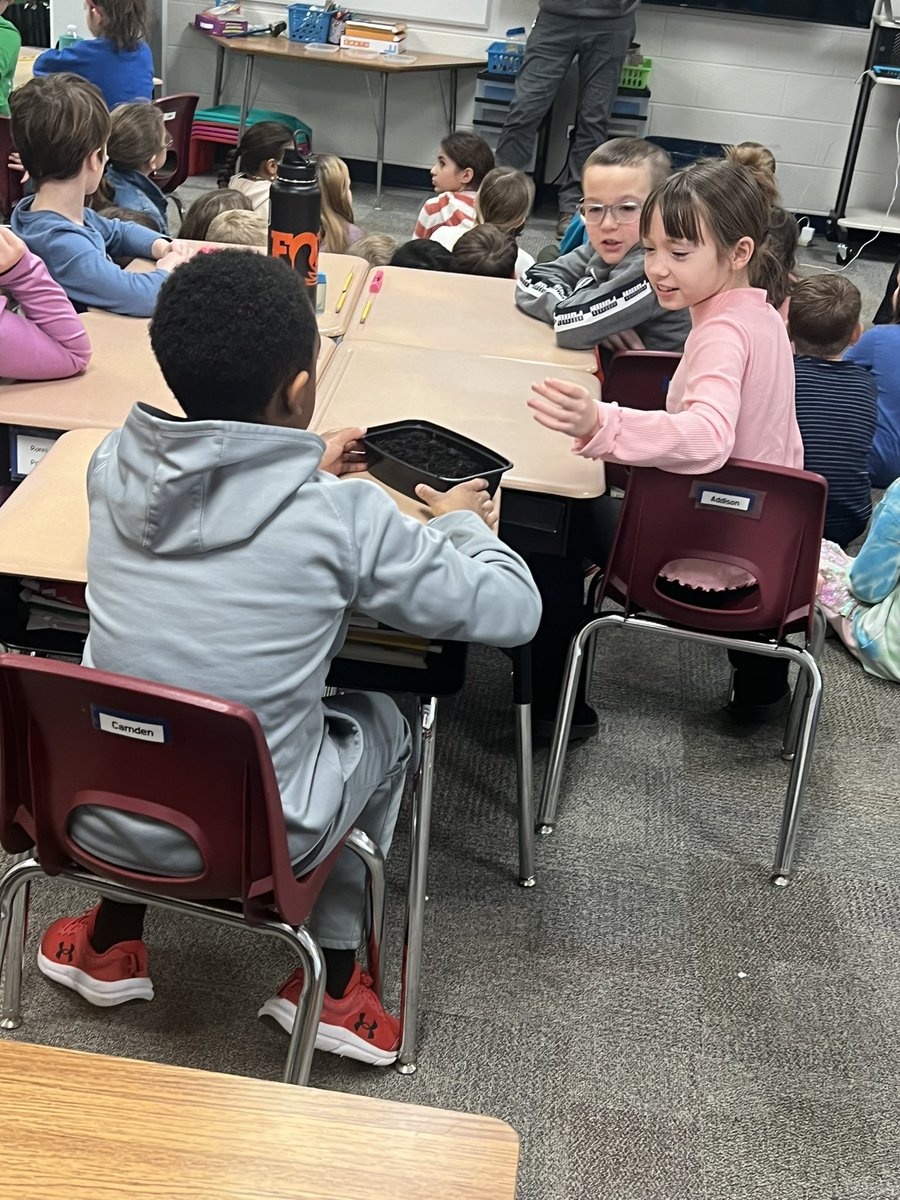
top-left (578, 286), bottom-right (803, 589)
top-left (0, 248), bottom-right (91, 381)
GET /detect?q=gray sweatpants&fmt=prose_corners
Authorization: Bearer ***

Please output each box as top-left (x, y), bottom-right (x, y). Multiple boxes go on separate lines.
top-left (298, 691), bottom-right (411, 951)
top-left (495, 10), bottom-right (636, 212)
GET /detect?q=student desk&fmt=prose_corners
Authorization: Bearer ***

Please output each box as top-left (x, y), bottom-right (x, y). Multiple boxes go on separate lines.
top-left (206, 34), bottom-right (485, 205)
top-left (342, 267), bottom-right (598, 372)
top-left (14, 47), bottom-right (39, 89)
top-left (0, 1040), bottom-right (520, 1199)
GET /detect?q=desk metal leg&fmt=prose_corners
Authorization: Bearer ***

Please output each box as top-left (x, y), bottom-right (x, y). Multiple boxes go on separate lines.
top-left (213, 44), bottom-right (225, 107)
top-left (396, 695), bottom-right (437, 1074)
top-left (449, 68), bottom-right (458, 133)
top-left (375, 73), bottom-right (389, 209)
top-left (238, 54), bottom-right (255, 139)
top-left (511, 645), bottom-right (535, 888)
top-left (0, 856), bottom-right (32, 1030)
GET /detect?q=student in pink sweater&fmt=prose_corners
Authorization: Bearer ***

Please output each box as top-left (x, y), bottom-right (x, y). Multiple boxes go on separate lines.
top-left (0, 226), bottom-right (91, 380)
top-left (528, 156), bottom-right (803, 729)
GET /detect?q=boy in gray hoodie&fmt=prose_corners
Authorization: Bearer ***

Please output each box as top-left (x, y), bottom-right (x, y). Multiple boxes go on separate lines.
top-left (37, 251), bottom-right (542, 1067)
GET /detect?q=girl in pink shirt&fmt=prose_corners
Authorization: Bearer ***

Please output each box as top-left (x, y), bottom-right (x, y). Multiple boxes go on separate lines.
top-left (528, 157), bottom-right (803, 728)
top-left (0, 227), bottom-right (90, 380)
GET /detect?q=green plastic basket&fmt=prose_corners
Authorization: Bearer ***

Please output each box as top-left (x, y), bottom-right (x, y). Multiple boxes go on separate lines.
top-left (619, 56), bottom-right (652, 90)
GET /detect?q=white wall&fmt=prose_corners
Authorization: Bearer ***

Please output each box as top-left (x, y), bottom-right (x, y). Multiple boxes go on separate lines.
top-left (164, 1), bottom-right (886, 215)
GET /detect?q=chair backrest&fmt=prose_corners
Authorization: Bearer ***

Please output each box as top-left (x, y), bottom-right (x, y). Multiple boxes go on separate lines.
top-left (0, 116), bottom-right (24, 222)
top-left (599, 458), bottom-right (827, 641)
top-left (0, 655), bottom-right (339, 926)
top-left (601, 350), bottom-right (683, 490)
top-left (150, 93), bottom-right (199, 195)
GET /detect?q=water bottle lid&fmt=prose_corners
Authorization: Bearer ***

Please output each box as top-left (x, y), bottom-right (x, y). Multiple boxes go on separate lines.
top-left (276, 130), bottom-right (317, 184)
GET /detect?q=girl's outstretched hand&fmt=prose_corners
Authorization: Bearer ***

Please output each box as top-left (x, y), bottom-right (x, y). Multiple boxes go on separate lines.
top-left (528, 377), bottom-right (601, 441)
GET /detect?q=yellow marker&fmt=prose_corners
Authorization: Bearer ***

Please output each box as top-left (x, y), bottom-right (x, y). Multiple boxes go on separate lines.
top-left (334, 269), bottom-right (354, 313)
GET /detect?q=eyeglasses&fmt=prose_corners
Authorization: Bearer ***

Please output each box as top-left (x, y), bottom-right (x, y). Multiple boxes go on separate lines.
top-left (163, 135), bottom-right (174, 151)
top-left (577, 201), bottom-right (642, 226)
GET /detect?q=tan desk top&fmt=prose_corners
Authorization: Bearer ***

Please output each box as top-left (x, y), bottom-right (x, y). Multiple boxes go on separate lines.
top-left (14, 47), bottom-right (39, 88)
top-left (211, 33), bottom-right (485, 75)
top-left (342, 266), bottom-right (597, 372)
top-left (0, 314), bottom-right (337, 432)
top-left (0, 1040), bottom-right (519, 1200)
top-left (313, 342), bottom-right (606, 500)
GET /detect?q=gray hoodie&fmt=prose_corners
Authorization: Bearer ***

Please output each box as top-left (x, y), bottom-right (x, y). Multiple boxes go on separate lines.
top-left (73, 403), bottom-right (542, 873)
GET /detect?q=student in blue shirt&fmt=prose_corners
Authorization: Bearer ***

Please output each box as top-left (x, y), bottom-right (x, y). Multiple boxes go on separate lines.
top-left (33, 0), bottom-right (153, 110)
top-left (845, 263), bottom-right (900, 488)
top-left (10, 75), bottom-right (191, 317)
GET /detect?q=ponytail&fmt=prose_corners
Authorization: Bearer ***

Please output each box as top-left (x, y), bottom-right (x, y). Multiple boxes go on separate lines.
top-left (217, 145), bottom-right (239, 189)
top-left (218, 121), bottom-right (293, 188)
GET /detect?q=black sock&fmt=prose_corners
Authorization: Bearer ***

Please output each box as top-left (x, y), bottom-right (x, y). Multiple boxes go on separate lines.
top-left (323, 948), bottom-right (356, 999)
top-left (90, 900), bottom-right (147, 954)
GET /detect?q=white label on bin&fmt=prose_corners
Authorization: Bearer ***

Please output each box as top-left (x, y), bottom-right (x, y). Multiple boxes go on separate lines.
top-left (15, 433), bottom-right (57, 477)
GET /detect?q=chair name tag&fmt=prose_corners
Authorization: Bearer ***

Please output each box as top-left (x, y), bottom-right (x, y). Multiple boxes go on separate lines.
top-left (690, 482), bottom-right (764, 519)
top-left (92, 706), bottom-right (169, 743)
top-left (700, 489), bottom-right (751, 511)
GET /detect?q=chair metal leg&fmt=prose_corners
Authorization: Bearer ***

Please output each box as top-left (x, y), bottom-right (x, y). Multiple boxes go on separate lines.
top-left (511, 643), bottom-right (535, 887)
top-left (345, 828), bottom-right (385, 1000)
top-left (0, 857), bottom-right (43, 1030)
top-left (771, 649), bottom-right (823, 886)
top-left (782, 607), bottom-right (827, 762)
top-left (396, 695), bottom-right (437, 1075)
top-left (536, 621), bottom-right (596, 834)
top-left (282, 925), bottom-right (326, 1087)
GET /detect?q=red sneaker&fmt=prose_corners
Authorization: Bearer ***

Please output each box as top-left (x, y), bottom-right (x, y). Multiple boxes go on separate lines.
top-left (259, 962), bottom-right (400, 1066)
top-left (37, 906), bottom-right (154, 1007)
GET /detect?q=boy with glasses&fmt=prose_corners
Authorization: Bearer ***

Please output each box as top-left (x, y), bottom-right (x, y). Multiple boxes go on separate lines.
top-left (516, 138), bottom-right (690, 355)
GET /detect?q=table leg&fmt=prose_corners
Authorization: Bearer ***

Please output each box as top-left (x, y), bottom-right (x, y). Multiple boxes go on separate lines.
top-left (213, 44), bottom-right (225, 107)
top-left (375, 72), bottom-right (389, 209)
top-left (449, 68), bottom-right (458, 133)
top-left (395, 695), bottom-right (437, 1074)
top-left (238, 54), bottom-right (255, 139)
top-left (511, 645), bottom-right (535, 888)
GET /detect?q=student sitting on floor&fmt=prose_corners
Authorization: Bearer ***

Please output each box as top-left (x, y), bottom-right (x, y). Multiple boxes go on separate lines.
top-left (453, 223), bottom-right (518, 279)
top-left (413, 131), bottom-right (494, 241)
top-left (207, 207), bottom-right (268, 247)
top-left (789, 275), bottom-right (877, 548)
top-left (516, 138), bottom-right (690, 354)
top-left (217, 121), bottom-right (294, 212)
top-left (432, 166), bottom-right (536, 279)
top-left (844, 262), bottom-right (900, 489)
top-left (10, 75), bottom-right (191, 317)
top-left (354, 232), bottom-right (397, 267)
top-left (527, 156), bottom-right (803, 733)
top-left (177, 188), bottom-right (252, 241)
top-left (37, 249), bottom-right (541, 1067)
top-left (91, 100), bottom-right (170, 234)
top-left (32, 0), bottom-right (154, 109)
top-left (318, 153), bottom-right (365, 254)
top-left (389, 238), bottom-right (458, 273)
top-left (0, 225), bottom-right (91, 379)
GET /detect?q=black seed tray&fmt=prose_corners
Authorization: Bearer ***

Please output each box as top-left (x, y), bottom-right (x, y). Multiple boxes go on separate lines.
top-left (362, 419), bottom-right (513, 499)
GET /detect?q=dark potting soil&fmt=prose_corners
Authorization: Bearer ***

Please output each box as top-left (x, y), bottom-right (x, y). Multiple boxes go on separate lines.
top-left (373, 429), bottom-right (493, 478)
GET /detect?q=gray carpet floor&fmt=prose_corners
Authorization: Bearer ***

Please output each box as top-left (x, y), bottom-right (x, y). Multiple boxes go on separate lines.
top-left (3, 180), bottom-right (900, 1200)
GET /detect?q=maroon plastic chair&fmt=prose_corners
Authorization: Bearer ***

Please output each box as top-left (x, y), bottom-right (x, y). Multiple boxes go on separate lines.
top-left (0, 116), bottom-right (25, 222)
top-left (0, 654), bottom-right (384, 1086)
top-left (602, 350), bottom-right (683, 492)
top-left (149, 93), bottom-right (199, 218)
top-left (538, 459), bottom-right (827, 884)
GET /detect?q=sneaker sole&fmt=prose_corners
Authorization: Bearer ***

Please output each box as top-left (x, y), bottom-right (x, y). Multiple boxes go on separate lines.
top-left (258, 997), bottom-right (399, 1067)
top-left (37, 950), bottom-right (154, 1007)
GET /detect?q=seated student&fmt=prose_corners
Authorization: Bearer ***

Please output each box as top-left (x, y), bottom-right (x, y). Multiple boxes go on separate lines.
top-left (38, 250), bottom-right (541, 1065)
top-left (767, 205), bottom-right (799, 318)
top-left (413, 131), bottom-right (494, 241)
top-left (389, 239), bottom-right (458, 273)
top-left (92, 100), bottom-right (170, 234)
top-left (432, 166), bottom-right (536, 278)
top-left (177, 188), bottom-right (252, 242)
top-left (452, 223), bottom-right (518, 279)
top-left (10, 75), bottom-right (188, 318)
top-left (845, 264), bottom-right (900, 488)
top-left (354, 232), bottom-right (397, 267)
top-left (318, 153), bottom-right (365, 254)
top-left (0, 225), bottom-right (91, 379)
top-left (0, 0), bottom-right (21, 118)
top-left (516, 138), bottom-right (690, 354)
top-left (207, 208), bottom-right (267, 247)
top-left (789, 275), bottom-right (877, 548)
top-left (217, 121), bottom-right (294, 212)
top-left (32, 0), bottom-right (154, 109)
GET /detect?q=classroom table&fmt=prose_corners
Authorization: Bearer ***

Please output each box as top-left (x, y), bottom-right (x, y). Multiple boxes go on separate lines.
top-left (14, 47), bottom-right (39, 89)
top-left (342, 266), bottom-right (599, 371)
top-left (205, 33), bottom-right (486, 205)
top-left (0, 1040), bottom-right (520, 1199)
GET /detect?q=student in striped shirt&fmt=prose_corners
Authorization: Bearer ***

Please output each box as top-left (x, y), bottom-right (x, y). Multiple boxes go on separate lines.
top-left (789, 275), bottom-right (877, 548)
top-left (413, 132), bottom-right (494, 241)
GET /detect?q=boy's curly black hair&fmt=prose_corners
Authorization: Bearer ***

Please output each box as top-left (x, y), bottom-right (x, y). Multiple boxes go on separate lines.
top-left (150, 251), bottom-right (318, 423)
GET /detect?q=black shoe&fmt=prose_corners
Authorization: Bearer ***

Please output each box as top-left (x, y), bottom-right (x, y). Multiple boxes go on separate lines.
top-left (723, 688), bottom-right (791, 727)
top-left (532, 702), bottom-right (599, 744)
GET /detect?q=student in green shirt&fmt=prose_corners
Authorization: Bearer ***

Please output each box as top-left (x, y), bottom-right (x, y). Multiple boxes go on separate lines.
top-left (0, 0), bottom-right (22, 118)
